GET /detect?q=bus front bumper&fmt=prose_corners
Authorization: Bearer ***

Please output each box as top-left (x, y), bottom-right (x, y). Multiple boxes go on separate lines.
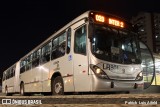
top-left (92, 75), bottom-right (144, 92)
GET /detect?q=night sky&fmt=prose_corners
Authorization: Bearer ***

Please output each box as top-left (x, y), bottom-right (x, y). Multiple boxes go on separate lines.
top-left (0, 0), bottom-right (160, 78)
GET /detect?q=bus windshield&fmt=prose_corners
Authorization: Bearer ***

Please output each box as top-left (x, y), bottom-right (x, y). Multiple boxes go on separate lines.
top-left (91, 24), bottom-right (141, 64)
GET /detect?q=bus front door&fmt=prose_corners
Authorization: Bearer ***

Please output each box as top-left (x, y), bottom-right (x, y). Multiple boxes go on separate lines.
top-left (72, 21), bottom-right (91, 92)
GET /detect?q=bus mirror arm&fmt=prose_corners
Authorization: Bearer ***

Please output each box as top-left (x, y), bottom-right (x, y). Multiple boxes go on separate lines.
top-left (88, 23), bottom-right (94, 39)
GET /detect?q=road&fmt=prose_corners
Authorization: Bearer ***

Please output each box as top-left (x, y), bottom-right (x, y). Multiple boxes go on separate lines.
top-left (0, 93), bottom-right (160, 107)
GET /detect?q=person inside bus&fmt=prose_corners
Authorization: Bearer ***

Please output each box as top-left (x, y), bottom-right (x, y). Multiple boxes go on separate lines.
top-left (57, 41), bottom-right (65, 57)
top-left (96, 48), bottom-right (104, 54)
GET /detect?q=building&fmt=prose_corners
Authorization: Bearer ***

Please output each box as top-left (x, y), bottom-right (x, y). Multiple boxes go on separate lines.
top-left (131, 12), bottom-right (160, 53)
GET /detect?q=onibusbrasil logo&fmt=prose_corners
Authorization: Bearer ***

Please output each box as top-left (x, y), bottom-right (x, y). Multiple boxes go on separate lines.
top-left (2, 99), bottom-right (42, 105)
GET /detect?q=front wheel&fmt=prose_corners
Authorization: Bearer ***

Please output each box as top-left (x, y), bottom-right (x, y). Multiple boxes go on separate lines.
top-left (52, 76), bottom-right (64, 95)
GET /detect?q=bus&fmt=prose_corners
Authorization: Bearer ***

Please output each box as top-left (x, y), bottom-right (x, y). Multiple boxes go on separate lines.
top-left (2, 10), bottom-right (154, 95)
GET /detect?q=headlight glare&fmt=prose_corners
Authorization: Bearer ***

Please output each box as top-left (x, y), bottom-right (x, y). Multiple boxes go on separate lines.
top-left (136, 72), bottom-right (143, 81)
top-left (90, 64), bottom-right (109, 79)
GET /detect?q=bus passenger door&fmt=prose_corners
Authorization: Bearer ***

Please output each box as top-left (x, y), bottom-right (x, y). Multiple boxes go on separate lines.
top-left (72, 22), bottom-right (91, 92)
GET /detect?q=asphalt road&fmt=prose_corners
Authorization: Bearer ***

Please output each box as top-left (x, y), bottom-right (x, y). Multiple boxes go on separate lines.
top-left (0, 93), bottom-right (160, 107)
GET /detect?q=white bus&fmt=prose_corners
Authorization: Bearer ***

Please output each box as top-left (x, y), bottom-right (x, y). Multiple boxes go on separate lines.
top-left (2, 10), bottom-right (154, 95)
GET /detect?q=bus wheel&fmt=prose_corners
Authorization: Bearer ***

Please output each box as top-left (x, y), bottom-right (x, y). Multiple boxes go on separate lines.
top-left (20, 83), bottom-right (25, 96)
top-left (52, 76), bottom-right (64, 95)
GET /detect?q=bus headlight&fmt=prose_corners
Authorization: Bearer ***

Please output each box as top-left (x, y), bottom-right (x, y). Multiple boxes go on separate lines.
top-left (136, 72), bottom-right (143, 81)
top-left (90, 64), bottom-right (109, 79)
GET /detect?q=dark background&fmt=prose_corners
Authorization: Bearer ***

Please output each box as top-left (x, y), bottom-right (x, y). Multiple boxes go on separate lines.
top-left (0, 0), bottom-right (160, 79)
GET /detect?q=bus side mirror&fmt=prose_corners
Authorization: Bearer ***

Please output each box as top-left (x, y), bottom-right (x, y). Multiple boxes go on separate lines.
top-left (139, 41), bottom-right (155, 89)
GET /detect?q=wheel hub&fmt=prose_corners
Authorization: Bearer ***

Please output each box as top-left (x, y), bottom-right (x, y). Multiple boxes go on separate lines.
top-left (55, 82), bottom-right (62, 93)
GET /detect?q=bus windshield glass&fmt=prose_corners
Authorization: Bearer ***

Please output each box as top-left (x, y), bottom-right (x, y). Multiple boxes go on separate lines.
top-left (91, 24), bottom-right (141, 64)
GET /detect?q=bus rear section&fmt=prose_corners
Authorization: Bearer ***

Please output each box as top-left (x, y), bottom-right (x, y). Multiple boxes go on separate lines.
top-left (2, 62), bottom-right (20, 95)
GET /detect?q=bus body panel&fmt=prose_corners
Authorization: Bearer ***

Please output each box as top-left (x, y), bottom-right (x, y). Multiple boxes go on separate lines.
top-left (40, 61), bottom-right (51, 92)
top-left (14, 61), bottom-right (20, 92)
top-left (20, 67), bottom-right (42, 92)
top-left (61, 55), bottom-right (74, 92)
top-left (6, 78), bottom-right (15, 93)
top-left (31, 67), bottom-right (42, 92)
top-left (49, 53), bottom-right (74, 92)
top-left (91, 74), bottom-right (143, 91)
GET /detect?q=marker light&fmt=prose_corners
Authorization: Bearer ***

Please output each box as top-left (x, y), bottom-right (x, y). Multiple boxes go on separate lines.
top-left (95, 14), bottom-right (105, 22)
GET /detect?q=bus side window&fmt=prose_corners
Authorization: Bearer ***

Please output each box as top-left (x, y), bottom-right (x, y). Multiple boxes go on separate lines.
top-left (8, 70), bottom-right (11, 79)
top-left (51, 38), bottom-right (58, 60)
top-left (26, 55), bottom-right (32, 71)
top-left (20, 60), bottom-right (26, 74)
top-left (10, 68), bottom-right (13, 78)
top-left (7, 71), bottom-right (9, 79)
top-left (32, 49), bottom-right (41, 68)
top-left (51, 32), bottom-right (66, 60)
top-left (6, 71), bottom-right (8, 80)
top-left (41, 42), bottom-right (51, 64)
top-left (2, 72), bottom-right (6, 81)
top-left (58, 33), bottom-right (66, 57)
top-left (67, 28), bottom-right (71, 54)
top-left (12, 66), bottom-right (15, 77)
top-left (74, 25), bottom-right (86, 55)
top-left (2, 73), bottom-right (4, 81)
top-left (7, 70), bottom-right (10, 79)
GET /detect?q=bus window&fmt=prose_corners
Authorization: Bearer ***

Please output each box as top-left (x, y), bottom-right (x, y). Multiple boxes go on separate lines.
top-left (7, 70), bottom-right (10, 79)
top-left (20, 60), bottom-right (26, 73)
top-left (8, 70), bottom-right (11, 78)
top-left (74, 25), bottom-right (86, 55)
top-left (12, 66), bottom-right (15, 77)
top-left (26, 55), bottom-right (32, 71)
top-left (6, 70), bottom-right (8, 79)
top-left (41, 42), bottom-right (51, 64)
top-left (59, 33), bottom-right (66, 56)
top-left (67, 28), bottom-right (71, 54)
top-left (2, 72), bottom-right (5, 81)
top-left (5, 71), bottom-right (8, 79)
top-left (32, 49), bottom-right (41, 68)
top-left (10, 69), bottom-right (13, 78)
top-left (10, 66), bottom-right (15, 78)
top-left (51, 32), bottom-right (66, 60)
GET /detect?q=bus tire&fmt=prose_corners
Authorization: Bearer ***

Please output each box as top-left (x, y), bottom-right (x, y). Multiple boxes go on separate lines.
top-left (52, 76), bottom-right (64, 95)
top-left (20, 83), bottom-right (25, 96)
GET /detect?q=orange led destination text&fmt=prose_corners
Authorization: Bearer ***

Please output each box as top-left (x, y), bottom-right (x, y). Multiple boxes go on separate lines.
top-left (109, 18), bottom-right (124, 28)
top-left (95, 14), bottom-right (105, 22)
